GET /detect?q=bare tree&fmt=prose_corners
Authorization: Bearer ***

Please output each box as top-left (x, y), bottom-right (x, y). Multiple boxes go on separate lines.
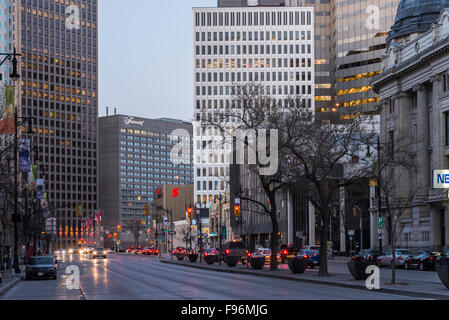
top-left (123, 218), bottom-right (142, 248)
top-left (374, 134), bottom-right (416, 284)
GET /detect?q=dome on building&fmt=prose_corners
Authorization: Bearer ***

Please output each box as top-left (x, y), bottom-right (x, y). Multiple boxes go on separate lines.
top-left (386, 0), bottom-right (449, 43)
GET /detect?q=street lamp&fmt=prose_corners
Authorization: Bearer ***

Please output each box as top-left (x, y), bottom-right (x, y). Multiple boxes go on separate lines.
top-left (2, 47), bottom-right (30, 274)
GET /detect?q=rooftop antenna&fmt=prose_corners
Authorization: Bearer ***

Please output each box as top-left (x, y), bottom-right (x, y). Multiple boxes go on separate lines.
top-left (114, 108), bottom-right (117, 116)
top-left (106, 106), bottom-right (109, 116)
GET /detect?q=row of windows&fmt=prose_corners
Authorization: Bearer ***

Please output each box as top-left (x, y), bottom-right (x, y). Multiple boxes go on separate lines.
top-left (121, 170), bottom-right (190, 176)
top-left (196, 181), bottom-right (226, 192)
top-left (121, 176), bottom-right (191, 183)
top-left (196, 43), bottom-right (312, 56)
top-left (197, 57), bottom-right (312, 70)
top-left (196, 71), bottom-right (312, 86)
top-left (194, 10), bottom-right (312, 27)
top-left (196, 84), bottom-right (312, 100)
top-left (196, 30), bottom-right (312, 42)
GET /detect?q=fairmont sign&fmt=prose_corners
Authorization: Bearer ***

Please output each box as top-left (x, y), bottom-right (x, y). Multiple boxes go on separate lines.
top-left (124, 116), bottom-right (144, 126)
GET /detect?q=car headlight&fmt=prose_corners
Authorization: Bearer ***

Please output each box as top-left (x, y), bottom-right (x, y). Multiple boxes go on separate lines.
top-left (93, 251), bottom-right (97, 255)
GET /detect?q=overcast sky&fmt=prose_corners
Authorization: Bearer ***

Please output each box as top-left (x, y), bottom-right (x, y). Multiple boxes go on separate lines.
top-left (98, 0), bottom-right (215, 122)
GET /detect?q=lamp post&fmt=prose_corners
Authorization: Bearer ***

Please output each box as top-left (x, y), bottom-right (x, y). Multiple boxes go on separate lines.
top-left (6, 47), bottom-right (29, 274)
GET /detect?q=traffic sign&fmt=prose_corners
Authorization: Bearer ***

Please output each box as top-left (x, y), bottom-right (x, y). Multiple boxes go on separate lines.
top-left (378, 217), bottom-right (385, 228)
top-left (349, 235), bottom-right (353, 240)
top-left (348, 229), bottom-right (355, 236)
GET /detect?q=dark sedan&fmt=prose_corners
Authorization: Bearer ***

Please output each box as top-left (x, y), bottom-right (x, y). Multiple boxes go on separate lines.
top-left (351, 249), bottom-right (380, 265)
top-left (404, 250), bottom-right (438, 271)
top-left (25, 256), bottom-right (58, 280)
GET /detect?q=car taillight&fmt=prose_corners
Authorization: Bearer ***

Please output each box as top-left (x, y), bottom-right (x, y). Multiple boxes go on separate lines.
top-left (211, 250), bottom-right (215, 254)
top-left (283, 250), bottom-right (287, 255)
top-left (398, 256), bottom-right (403, 260)
top-left (303, 255), bottom-right (308, 259)
top-left (226, 249), bottom-right (230, 254)
top-left (313, 253), bottom-right (317, 257)
top-left (204, 252), bottom-right (209, 256)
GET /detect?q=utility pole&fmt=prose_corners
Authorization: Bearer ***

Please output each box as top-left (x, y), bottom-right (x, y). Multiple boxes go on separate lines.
top-left (218, 194), bottom-right (223, 265)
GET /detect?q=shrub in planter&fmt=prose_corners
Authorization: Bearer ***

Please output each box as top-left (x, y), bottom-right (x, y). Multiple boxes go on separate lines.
top-left (288, 257), bottom-right (307, 274)
top-left (436, 264), bottom-right (449, 290)
top-left (249, 257), bottom-right (266, 270)
top-left (204, 255), bottom-right (217, 265)
top-left (188, 254), bottom-right (199, 263)
top-left (347, 261), bottom-right (369, 280)
top-left (225, 255), bottom-right (240, 267)
top-left (176, 253), bottom-right (185, 261)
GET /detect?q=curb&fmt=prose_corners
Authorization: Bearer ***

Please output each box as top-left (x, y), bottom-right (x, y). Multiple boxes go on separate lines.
top-left (160, 260), bottom-right (449, 300)
top-left (0, 277), bottom-right (22, 297)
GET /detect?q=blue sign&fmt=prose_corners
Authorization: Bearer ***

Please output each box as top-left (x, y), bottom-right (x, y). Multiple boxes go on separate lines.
top-left (349, 235), bottom-right (353, 240)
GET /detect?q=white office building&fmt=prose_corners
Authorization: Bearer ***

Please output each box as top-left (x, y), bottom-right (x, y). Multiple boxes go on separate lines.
top-left (192, 5), bottom-right (315, 208)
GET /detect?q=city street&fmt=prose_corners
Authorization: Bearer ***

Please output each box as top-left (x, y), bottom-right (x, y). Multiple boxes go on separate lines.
top-left (0, 254), bottom-right (429, 300)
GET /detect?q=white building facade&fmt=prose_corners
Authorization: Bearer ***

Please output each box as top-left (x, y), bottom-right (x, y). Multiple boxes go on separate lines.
top-left (192, 6), bottom-right (315, 208)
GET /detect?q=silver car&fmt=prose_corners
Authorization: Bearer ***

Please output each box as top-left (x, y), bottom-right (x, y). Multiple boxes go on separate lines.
top-left (377, 249), bottom-right (413, 268)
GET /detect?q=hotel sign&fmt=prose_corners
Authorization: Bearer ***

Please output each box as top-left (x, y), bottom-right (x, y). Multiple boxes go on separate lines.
top-left (433, 170), bottom-right (449, 189)
top-left (124, 116), bottom-right (144, 126)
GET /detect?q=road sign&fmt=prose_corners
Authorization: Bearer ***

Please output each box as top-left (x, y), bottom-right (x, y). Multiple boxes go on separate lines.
top-left (378, 232), bottom-right (382, 240)
top-left (349, 235), bottom-right (353, 240)
top-left (235, 198), bottom-right (240, 205)
top-left (348, 229), bottom-right (355, 236)
top-left (378, 217), bottom-right (385, 228)
top-left (45, 218), bottom-right (57, 235)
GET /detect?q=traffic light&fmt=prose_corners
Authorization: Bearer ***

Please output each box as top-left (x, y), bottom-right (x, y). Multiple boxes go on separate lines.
top-left (187, 208), bottom-right (193, 219)
top-left (352, 207), bottom-right (357, 216)
top-left (117, 225), bottom-right (121, 232)
top-left (144, 205), bottom-right (151, 216)
top-left (234, 205), bottom-right (240, 217)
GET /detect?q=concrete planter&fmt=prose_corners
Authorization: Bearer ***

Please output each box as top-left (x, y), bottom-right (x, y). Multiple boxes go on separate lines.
top-left (176, 253), bottom-right (185, 261)
top-left (188, 254), bottom-right (199, 263)
top-left (204, 255), bottom-right (217, 265)
top-left (436, 264), bottom-right (449, 290)
top-left (225, 255), bottom-right (240, 267)
top-left (347, 261), bottom-right (369, 280)
top-left (287, 257), bottom-right (307, 274)
top-left (249, 257), bottom-right (266, 270)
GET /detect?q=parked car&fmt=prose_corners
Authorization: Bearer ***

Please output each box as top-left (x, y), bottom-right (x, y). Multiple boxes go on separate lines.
top-left (303, 245), bottom-right (320, 251)
top-left (377, 249), bottom-right (413, 268)
top-left (404, 250), bottom-right (438, 271)
top-left (437, 248), bottom-right (449, 265)
top-left (91, 247), bottom-right (107, 259)
top-left (351, 249), bottom-right (380, 265)
top-left (203, 248), bottom-right (220, 262)
top-left (251, 248), bottom-right (281, 264)
top-left (25, 256), bottom-right (58, 280)
top-left (223, 240), bottom-right (248, 263)
top-left (127, 246), bottom-right (136, 254)
top-left (279, 244), bottom-right (298, 263)
top-left (297, 249), bottom-right (320, 268)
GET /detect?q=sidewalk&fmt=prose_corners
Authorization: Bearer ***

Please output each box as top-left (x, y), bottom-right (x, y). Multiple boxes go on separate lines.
top-left (160, 259), bottom-right (449, 300)
top-left (0, 268), bottom-right (23, 297)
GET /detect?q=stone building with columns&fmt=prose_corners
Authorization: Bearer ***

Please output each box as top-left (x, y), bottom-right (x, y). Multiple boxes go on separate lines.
top-left (372, 3), bottom-right (449, 250)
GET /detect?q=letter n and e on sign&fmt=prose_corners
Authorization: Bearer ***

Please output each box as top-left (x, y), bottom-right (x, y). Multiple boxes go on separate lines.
top-left (433, 170), bottom-right (449, 189)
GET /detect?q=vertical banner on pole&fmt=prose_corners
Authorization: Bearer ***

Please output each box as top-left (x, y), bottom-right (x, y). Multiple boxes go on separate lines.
top-left (19, 139), bottom-right (31, 172)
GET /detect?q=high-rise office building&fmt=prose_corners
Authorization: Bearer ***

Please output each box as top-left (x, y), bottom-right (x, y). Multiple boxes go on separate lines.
top-left (18, 0), bottom-right (98, 248)
top-left (98, 115), bottom-right (193, 239)
top-left (193, 4), bottom-right (315, 207)
top-left (333, 0), bottom-right (399, 114)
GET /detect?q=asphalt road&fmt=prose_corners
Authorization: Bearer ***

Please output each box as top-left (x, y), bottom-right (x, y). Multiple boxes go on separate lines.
top-left (0, 254), bottom-right (423, 300)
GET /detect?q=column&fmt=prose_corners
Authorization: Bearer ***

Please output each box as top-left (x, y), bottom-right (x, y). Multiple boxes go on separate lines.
top-left (287, 189), bottom-right (293, 244)
top-left (308, 202), bottom-right (315, 245)
top-left (415, 84), bottom-right (429, 195)
top-left (339, 183), bottom-right (346, 254)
